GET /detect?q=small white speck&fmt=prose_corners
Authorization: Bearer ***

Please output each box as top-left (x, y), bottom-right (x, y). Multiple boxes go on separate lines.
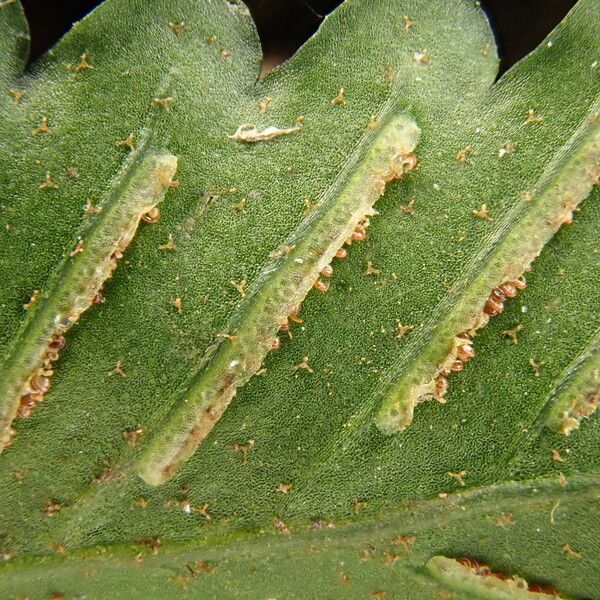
top-left (475, 127), bottom-right (482, 134)
top-left (521, 305), bottom-right (528, 313)
top-left (546, 40), bottom-right (554, 48)
top-left (433, 183), bottom-right (441, 191)
top-left (592, 60), bottom-right (599, 69)
top-left (295, 258), bottom-right (303, 264)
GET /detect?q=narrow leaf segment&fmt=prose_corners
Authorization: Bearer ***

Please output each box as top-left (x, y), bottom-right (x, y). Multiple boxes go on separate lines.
top-left (376, 110), bottom-right (600, 435)
top-left (0, 144), bottom-right (178, 450)
top-left (426, 556), bottom-right (565, 599)
top-left (135, 115), bottom-right (420, 485)
top-left (546, 327), bottom-right (600, 435)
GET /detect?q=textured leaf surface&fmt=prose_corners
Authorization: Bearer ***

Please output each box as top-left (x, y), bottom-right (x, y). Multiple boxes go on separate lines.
top-left (0, 0), bottom-right (599, 598)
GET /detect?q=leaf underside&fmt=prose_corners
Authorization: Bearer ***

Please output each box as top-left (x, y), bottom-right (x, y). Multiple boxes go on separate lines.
top-left (0, 0), bottom-right (599, 598)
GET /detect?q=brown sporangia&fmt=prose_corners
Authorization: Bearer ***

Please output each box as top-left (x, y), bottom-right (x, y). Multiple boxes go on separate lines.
top-left (23, 289), bottom-right (40, 310)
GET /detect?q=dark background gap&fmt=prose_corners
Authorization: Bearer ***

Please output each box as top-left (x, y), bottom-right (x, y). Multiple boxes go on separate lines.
top-left (20, 0), bottom-right (578, 75)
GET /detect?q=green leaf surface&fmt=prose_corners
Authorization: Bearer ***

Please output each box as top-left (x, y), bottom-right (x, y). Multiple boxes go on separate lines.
top-left (1, 0), bottom-right (599, 597)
